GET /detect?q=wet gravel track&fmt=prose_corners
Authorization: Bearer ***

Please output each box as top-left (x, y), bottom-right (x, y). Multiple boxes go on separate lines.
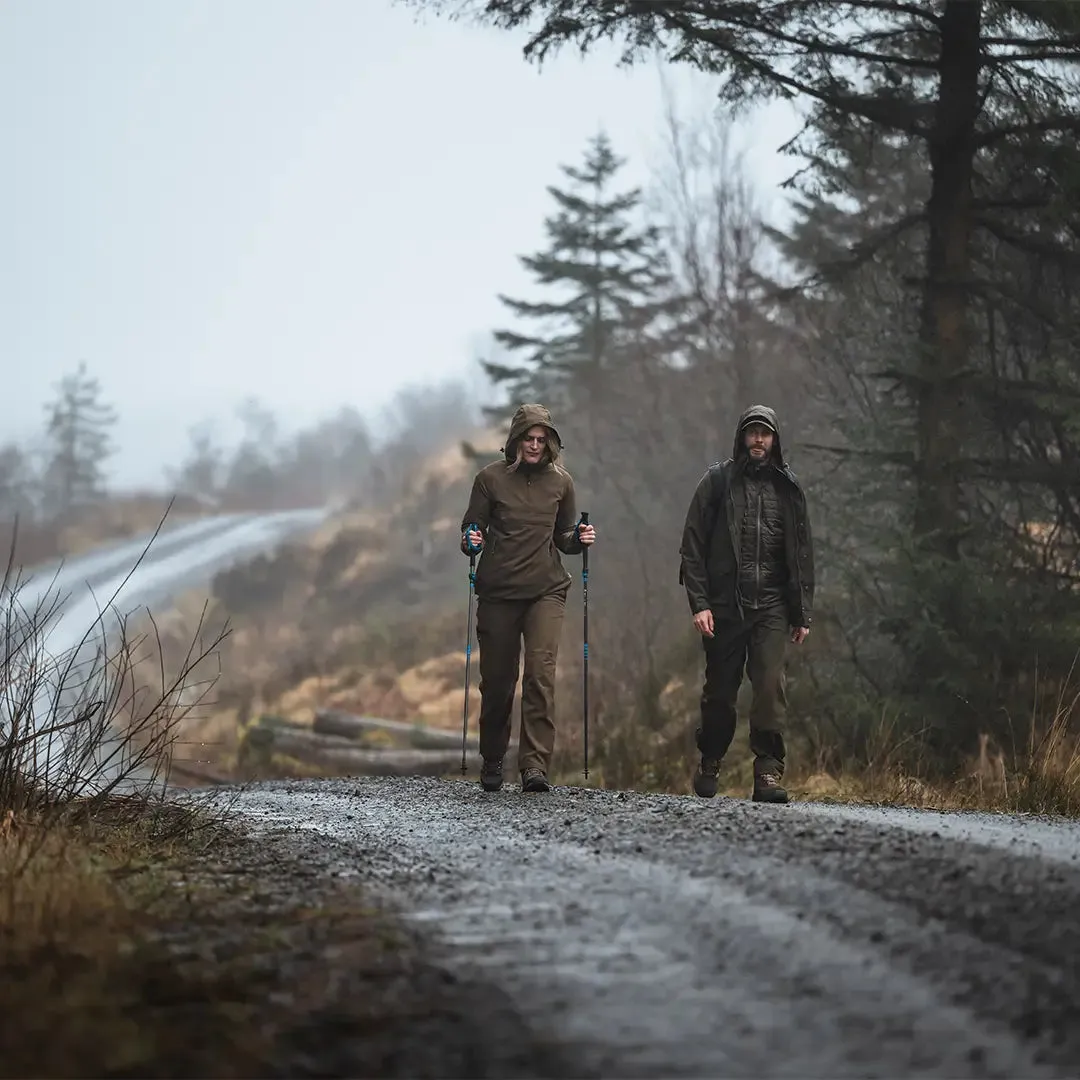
top-left (216, 776), bottom-right (1080, 1078)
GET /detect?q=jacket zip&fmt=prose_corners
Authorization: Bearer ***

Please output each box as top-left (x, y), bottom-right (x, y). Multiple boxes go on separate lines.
top-left (754, 485), bottom-right (763, 608)
top-left (726, 480), bottom-right (744, 619)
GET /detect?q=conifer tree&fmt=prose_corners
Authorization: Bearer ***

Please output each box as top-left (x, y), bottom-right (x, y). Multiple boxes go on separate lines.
top-left (483, 132), bottom-right (673, 415)
top-left (42, 361), bottom-right (117, 518)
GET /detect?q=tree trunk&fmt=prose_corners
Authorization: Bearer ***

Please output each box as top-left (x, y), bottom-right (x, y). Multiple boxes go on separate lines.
top-left (915, 0), bottom-right (983, 553)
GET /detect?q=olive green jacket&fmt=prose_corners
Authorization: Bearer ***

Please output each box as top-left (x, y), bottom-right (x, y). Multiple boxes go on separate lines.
top-left (460, 403), bottom-right (583, 601)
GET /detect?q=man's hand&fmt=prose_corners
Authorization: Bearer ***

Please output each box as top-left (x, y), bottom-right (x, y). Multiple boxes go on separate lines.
top-left (791, 626), bottom-right (810, 645)
top-left (463, 528), bottom-right (484, 552)
top-left (578, 523), bottom-right (596, 546)
top-left (693, 609), bottom-right (714, 638)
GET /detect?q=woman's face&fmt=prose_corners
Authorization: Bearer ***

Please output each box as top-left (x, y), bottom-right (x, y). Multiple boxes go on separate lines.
top-left (521, 425), bottom-right (548, 465)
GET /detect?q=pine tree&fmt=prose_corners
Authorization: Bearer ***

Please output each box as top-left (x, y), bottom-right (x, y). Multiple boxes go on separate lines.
top-left (42, 361), bottom-right (117, 518)
top-left (483, 132), bottom-right (673, 415)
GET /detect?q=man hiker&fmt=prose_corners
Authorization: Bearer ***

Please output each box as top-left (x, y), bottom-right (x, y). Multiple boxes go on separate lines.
top-left (460, 403), bottom-right (596, 793)
top-left (678, 405), bottom-right (815, 804)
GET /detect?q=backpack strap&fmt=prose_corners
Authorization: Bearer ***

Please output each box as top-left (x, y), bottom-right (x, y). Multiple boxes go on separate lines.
top-left (703, 460), bottom-right (730, 543)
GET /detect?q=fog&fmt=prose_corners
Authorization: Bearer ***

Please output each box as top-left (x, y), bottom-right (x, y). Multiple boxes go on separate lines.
top-left (1, 0), bottom-right (800, 491)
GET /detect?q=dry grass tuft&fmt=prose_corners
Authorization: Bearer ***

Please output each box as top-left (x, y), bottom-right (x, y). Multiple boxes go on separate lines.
top-left (0, 511), bottom-right (282, 1075)
top-left (774, 656), bottom-right (1080, 815)
top-left (0, 799), bottom-right (267, 1079)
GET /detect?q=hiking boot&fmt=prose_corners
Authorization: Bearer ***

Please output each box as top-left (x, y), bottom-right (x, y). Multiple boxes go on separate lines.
top-left (753, 771), bottom-right (789, 804)
top-left (693, 756), bottom-right (721, 798)
top-left (480, 757), bottom-right (504, 792)
top-left (521, 767), bottom-right (551, 793)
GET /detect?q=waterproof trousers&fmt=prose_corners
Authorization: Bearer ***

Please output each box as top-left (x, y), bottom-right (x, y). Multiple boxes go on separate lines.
top-left (696, 602), bottom-right (788, 777)
top-left (475, 592), bottom-right (566, 775)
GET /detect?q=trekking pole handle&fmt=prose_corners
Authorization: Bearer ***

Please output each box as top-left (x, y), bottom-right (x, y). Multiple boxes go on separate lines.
top-left (463, 522), bottom-right (483, 555)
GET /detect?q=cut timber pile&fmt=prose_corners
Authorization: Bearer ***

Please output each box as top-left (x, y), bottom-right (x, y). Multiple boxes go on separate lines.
top-left (312, 710), bottom-right (464, 748)
top-left (238, 709), bottom-right (517, 778)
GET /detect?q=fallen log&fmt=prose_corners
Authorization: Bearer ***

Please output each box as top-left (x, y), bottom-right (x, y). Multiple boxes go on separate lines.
top-left (313, 709), bottom-right (460, 747)
top-left (247, 724), bottom-right (474, 777)
top-left (312, 708), bottom-right (519, 753)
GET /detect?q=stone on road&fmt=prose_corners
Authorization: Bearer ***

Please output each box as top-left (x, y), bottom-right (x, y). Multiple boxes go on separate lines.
top-left (223, 776), bottom-right (1080, 1078)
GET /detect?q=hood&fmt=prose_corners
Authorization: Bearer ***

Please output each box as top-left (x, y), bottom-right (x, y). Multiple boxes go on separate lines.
top-left (733, 404), bottom-right (784, 465)
top-left (502, 403), bottom-right (563, 465)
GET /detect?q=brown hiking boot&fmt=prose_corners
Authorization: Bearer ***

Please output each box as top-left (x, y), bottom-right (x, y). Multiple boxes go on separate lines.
top-left (693, 757), bottom-right (721, 798)
top-left (521, 767), bottom-right (551, 793)
top-left (480, 757), bottom-right (504, 792)
top-left (752, 771), bottom-right (789, 804)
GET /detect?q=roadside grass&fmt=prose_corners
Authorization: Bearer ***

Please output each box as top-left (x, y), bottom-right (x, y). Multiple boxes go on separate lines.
top-left (231, 658), bottom-right (1080, 818)
top-left (0, 798), bottom-right (276, 1079)
top-left (0, 793), bottom-right (453, 1079)
top-left (549, 655), bottom-right (1080, 817)
top-left (0, 523), bottom-right (266, 1076)
top-left (783, 666), bottom-right (1080, 816)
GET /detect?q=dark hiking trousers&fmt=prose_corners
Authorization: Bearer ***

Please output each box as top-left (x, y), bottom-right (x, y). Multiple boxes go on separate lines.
top-left (476, 592), bottom-right (566, 775)
top-left (696, 602), bottom-right (789, 777)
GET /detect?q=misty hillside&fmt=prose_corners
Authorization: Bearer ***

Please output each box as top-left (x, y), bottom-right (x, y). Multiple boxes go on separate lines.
top-left (155, 427), bottom-right (526, 778)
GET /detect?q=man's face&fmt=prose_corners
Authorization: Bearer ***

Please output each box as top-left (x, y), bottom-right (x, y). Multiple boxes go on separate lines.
top-left (521, 425), bottom-right (548, 465)
top-left (743, 422), bottom-right (774, 462)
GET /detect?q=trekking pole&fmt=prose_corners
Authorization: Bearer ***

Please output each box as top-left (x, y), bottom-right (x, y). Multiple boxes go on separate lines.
top-left (460, 526), bottom-right (481, 775)
top-left (580, 511), bottom-right (590, 779)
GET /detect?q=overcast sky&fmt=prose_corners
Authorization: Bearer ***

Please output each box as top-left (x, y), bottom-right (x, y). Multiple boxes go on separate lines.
top-left (2, 0), bottom-right (802, 490)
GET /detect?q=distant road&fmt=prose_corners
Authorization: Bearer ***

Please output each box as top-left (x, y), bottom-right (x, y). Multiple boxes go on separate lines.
top-left (22, 507), bottom-right (328, 657)
top-left (9, 507), bottom-right (329, 788)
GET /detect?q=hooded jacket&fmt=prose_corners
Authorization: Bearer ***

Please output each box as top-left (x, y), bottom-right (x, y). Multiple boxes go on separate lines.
top-left (678, 405), bottom-right (815, 626)
top-left (460, 403), bottom-right (583, 601)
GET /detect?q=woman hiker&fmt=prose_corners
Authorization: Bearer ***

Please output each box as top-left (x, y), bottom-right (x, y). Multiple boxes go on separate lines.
top-left (460, 403), bottom-right (596, 793)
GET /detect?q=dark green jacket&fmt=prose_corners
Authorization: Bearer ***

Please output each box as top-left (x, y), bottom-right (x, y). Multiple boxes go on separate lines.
top-left (678, 405), bottom-right (815, 627)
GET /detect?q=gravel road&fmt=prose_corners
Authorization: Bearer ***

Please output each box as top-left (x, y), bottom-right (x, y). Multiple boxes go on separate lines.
top-left (212, 775), bottom-right (1080, 1078)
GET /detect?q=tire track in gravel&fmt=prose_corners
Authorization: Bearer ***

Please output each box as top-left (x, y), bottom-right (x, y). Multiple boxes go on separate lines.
top-left (221, 777), bottom-right (1080, 1079)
